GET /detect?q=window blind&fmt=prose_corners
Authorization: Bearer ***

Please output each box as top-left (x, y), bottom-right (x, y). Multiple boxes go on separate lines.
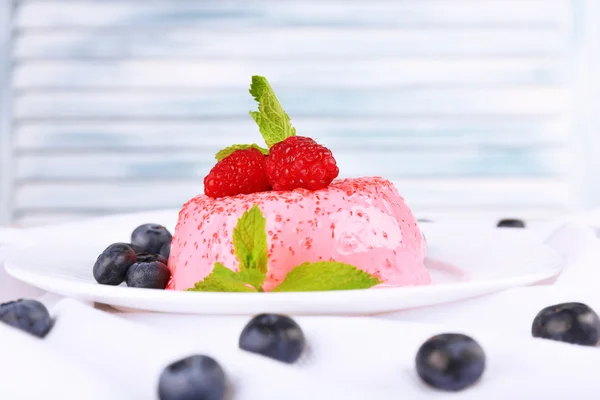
top-left (1, 0), bottom-right (577, 226)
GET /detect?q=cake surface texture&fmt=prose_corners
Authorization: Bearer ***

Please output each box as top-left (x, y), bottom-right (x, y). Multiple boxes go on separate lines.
top-left (167, 177), bottom-right (430, 291)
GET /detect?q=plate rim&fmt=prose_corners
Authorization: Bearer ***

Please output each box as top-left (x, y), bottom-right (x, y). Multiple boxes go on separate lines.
top-left (5, 258), bottom-right (563, 300)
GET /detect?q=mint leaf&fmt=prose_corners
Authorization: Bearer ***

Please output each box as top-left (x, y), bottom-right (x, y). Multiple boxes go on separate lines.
top-left (188, 204), bottom-right (269, 293)
top-left (249, 75), bottom-right (296, 148)
top-left (215, 144), bottom-right (269, 161)
top-left (235, 269), bottom-right (266, 292)
top-left (272, 261), bottom-right (381, 292)
top-left (233, 205), bottom-right (268, 274)
top-left (187, 263), bottom-right (255, 292)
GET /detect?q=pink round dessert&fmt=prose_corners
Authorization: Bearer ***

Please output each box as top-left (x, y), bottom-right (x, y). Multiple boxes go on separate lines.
top-left (167, 176), bottom-right (430, 291)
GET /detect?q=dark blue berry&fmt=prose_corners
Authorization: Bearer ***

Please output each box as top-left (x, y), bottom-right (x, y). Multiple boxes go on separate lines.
top-left (131, 224), bottom-right (172, 255)
top-left (239, 314), bottom-right (305, 363)
top-left (160, 242), bottom-right (171, 260)
top-left (532, 302), bottom-right (600, 346)
top-left (158, 355), bottom-right (227, 400)
top-left (0, 299), bottom-right (52, 338)
top-left (136, 252), bottom-right (168, 265)
top-left (129, 243), bottom-right (144, 253)
top-left (497, 219), bottom-right (525, 228)
top-left (416, 333), bottom-right (485, 391)
top-left (93, 243), bottom-right (137, 285)
top-left (126, 261), bottom-right (171, 289)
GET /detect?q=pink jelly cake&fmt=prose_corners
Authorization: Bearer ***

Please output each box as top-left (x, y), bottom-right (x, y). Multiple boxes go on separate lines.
top-left (165, 75), bottom-right (430, 291)
top-left (167, 176), bottom-right (429, 291)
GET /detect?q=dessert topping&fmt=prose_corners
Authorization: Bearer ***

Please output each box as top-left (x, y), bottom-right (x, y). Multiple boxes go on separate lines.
top-left (266, 135), bottom-right (339, 191)
top-left (204, 76), bottom-right (339, 197)
top-left (248, 75), bottom-right (297, 147)
top-left (204, 147), bottom-right (270, 199)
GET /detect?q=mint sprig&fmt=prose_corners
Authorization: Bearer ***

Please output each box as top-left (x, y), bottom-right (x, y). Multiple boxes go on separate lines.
top-left (212, 76), bottom-right (296, 160)
top-left (188, 205), bottom-right (381, 293)
top-left (249, 75), bottom-right (296, 148)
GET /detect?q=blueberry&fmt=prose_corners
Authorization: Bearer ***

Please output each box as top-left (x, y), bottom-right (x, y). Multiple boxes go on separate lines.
top-left (532, 302), bottom-right (600, 346)
top-left (160, 242), bottom-right (171, 260)
top-left (0, 299), bottom-right (52, 338)
top-left (158, 355), bottom-right (227, 400)
top-left (239, 314), bottom-right (305, 363)
top-left (136, 252), bottom-right (168, 265)
top-left (131, 224), bottom-right (172, 255)
top-left (497, 219), bottom-right (525, 228)
top-left (126, 261), bottom-right (171, 289)
top-left (129, 243), bottom-right (144, 253)
top-left (93, 243), bottom-right (137, 285)
top-left (415, 333), bottom-right (485, 391)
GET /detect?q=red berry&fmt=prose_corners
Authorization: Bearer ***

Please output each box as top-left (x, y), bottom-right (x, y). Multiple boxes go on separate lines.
top-left (266, 136), bottom-right (339, 191)
top-left (204, 148), bottom-right (270, 198)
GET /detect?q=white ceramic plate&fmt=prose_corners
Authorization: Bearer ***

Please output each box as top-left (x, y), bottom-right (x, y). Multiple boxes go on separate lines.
top-left (4, 210), bottom-right (564, 315)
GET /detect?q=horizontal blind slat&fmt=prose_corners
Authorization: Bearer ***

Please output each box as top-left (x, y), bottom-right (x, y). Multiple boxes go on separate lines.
top-left (14, 88), bottom-right (569, 119)
top-left (13, 59), bottom-right (566, 89)
top-left (15, 0), bottom-right (572, 29)
top-left (13, 118), bottom-right (571, 150)
top-left (14, 28), bottom-right (569, 59)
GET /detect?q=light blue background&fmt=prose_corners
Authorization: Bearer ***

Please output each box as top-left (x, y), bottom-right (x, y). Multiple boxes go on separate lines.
top-left (0, 0), bottom-right (598, 225)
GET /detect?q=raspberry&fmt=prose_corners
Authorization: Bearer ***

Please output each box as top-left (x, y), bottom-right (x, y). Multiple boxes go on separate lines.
top-left (266, 136), bottom-right (339, 191)
top-left (204, 148), bottom-right (270, 198)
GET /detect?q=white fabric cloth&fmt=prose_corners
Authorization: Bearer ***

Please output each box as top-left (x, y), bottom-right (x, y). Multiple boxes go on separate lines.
top-left (0, 230), bottom-right (44, 303)
top-left (1, 218), bottom-right (600, 399)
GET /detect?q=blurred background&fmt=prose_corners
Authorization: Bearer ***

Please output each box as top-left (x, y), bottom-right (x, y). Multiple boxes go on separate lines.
top-left (0, 0), bottom-right (598, 227)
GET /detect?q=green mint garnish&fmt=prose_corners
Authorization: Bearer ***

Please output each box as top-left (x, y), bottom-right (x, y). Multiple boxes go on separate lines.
top-left (215, 144), bottom-right (269, 161)
top-left (188, 205), bottom-right (268, 292)
top-left (188, 205), bottom-right (381, 293)
top-left (212, 76), bottom-right (295, 160)
top-left (188, 263), bottom-right (255, 292)
top-left (232, 204), bottom-right (268, 275)
top-left (271, 261), bottom-right (381, 292)
top-left (249, 75), bottom-right (296, 148)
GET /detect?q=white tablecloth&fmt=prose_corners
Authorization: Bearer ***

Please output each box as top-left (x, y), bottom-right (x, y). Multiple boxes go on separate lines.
top-left (1, 217), bottom-right (600, 399)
